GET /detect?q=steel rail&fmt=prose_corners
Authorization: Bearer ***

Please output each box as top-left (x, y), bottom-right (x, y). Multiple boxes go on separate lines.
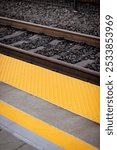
top-left (0, 43), bottom-right (100, 85)
top-left (0, 16), bottom-right (100, 47)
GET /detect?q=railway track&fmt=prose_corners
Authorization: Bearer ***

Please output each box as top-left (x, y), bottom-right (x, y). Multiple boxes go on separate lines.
top-left (0, 17), bottom-right (100, 85)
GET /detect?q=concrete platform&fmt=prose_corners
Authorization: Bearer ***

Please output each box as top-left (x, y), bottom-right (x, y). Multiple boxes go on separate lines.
top-left (0, 82), bottom-right (100, 150)
top-left (0, 54), bottom-right (100, 123)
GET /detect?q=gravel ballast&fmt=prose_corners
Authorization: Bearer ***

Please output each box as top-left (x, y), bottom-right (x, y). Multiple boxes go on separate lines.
top-left (0, 0), bottom-right (100, 36)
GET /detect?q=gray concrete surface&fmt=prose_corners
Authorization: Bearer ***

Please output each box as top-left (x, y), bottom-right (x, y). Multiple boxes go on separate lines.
top-left (76, 59), bottom-right (94, 67)
top-left (0, 82), bottom-right (100, 148)
top-left (0, 127), bottom-right (37, 150)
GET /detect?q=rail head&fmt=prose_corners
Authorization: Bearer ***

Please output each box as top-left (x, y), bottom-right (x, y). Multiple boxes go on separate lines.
top-left (0, 16), bottom-right (100, 47)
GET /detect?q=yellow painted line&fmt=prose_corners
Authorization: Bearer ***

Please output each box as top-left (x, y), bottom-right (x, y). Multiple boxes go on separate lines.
top-left (0, 54), bottom-right (100, 123)
top-left (0, 101), bottom-right (98, 150)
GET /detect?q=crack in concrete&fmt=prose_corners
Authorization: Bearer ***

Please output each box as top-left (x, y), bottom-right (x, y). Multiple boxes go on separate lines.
top-left (13, 143), bottom-right (26, 150)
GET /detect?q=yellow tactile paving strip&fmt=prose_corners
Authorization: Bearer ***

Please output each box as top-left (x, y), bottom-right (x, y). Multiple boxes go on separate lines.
top-left (0, 101), bottom-right (98, 150)
top-left (0, 54), bottom-right (100, 123)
